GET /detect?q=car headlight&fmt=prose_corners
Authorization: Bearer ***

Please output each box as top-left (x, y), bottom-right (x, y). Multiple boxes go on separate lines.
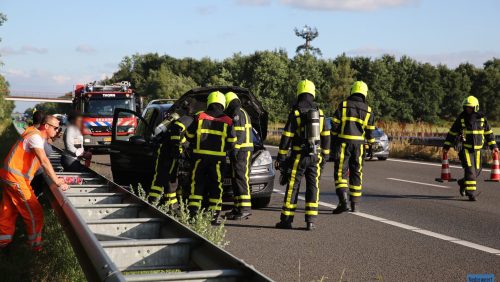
top-left (252, 150), bottom-right (272, 166)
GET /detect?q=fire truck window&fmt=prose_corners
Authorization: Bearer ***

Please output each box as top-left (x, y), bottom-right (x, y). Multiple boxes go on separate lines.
top-left (85, 99), bottom-right (133, 116)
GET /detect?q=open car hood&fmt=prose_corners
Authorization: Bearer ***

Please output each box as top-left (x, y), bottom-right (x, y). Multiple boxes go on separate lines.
top-left (165, 86), bottom-right (269, 141)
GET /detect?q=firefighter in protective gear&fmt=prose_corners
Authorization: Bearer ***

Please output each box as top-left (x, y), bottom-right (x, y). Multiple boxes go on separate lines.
top-left (186, 91), bottom-right (237, 223)
top-left (148, 114), bottom-right (194, 208)
top-left (275, 80), bottom-right (331, 230)
top-left (223, 92), bottom-right (254, 220)
top-left (443, 96), bottom-right (498, 201)
top-left (331, 81), bottom-right (375, 214)
top-left (0, 115), bottom-right (69, 251)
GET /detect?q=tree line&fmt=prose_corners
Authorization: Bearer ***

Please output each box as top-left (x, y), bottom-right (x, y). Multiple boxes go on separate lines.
top-left (106, 51), bottom-right (499, 123)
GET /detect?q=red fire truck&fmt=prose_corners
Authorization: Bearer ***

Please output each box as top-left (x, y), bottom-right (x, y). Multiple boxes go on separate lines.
top-left (73, 81), bottom-right (141, 150)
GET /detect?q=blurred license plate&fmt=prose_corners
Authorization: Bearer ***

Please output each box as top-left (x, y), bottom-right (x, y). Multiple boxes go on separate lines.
top-left (104, 137), bottom-right (112, 142)
top-left (223, 178), bottom-right (232, 185)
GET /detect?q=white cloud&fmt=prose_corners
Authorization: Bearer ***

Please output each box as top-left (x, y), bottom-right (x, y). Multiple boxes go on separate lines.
top-left (236, 0), bottom-right (271, 6)
top-left (281, 0), bottom-right (417, 10)
top-left (196, 5), bottom-right (217, 15)
top-left (0, 45), bottom-right (48, 56)
top-left (75, 44), bottom-right (97, 54)
top-left (51, 75), bottom-right (72, 85)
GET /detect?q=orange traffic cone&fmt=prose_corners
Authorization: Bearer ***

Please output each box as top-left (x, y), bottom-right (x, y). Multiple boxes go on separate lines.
top-left (436, 151), bottom-right (456, 182)
top-left (486, 151), bottom-right (500, 182)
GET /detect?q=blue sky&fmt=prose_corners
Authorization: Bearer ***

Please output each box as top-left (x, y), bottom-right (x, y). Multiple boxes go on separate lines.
top-left (1, 0), bottom-right (499, 111)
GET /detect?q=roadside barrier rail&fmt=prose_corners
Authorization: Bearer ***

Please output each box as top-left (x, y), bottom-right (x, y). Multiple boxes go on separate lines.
top-left (45, 148), bottom-right (272, 282)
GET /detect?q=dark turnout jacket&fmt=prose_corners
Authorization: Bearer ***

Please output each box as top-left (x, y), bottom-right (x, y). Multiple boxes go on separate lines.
top-left (331, 95), bottom-right (375, 144)
top-left (444, 111), bottom-right (497, 150)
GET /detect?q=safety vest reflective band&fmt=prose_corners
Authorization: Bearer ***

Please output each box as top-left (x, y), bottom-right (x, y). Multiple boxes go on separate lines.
top-left (234, 109), bottom-right (253, 149)
top-left (460, 118), bottom-right (485, 149)
top-left (0, 127), bottom-right (41, 182)
top-left (193, 112), bottom-right (233, 157)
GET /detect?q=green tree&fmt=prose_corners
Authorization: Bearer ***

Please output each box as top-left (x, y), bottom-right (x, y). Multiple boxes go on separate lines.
top-left (144, 64), bottom-right (198, 101)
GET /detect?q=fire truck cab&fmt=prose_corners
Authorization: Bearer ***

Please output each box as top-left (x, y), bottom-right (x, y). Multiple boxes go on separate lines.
top-left (73, 81), bottom-right (140, 150)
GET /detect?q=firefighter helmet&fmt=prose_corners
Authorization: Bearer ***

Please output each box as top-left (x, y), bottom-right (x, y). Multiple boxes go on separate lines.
top-left (207, 91), bottom-right (226, 109)
top-left (297, 79), bottom-right (316, 97)
top-left (351, 81), bottom-right (368, 97)
top-left (463, 95), bottom-right (479, 112)
top-left (225, 91), bottom-right (239, 108)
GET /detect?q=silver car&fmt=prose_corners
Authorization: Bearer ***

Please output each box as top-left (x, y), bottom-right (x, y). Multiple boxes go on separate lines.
top-left (366, 128), bottom-right (390, 160)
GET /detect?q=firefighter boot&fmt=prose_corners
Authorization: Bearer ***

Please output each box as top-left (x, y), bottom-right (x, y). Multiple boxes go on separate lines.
top-left (458, 179), bottom-right (466, 196)
top-left (275, 221), bottom-right (293, 229)
top-left (468, 194), bottom-right (477, 201)
top-left (306, 222), bottom-right (316, 231)
top-left (350, 201), bottom-right (357, 213)
top-left (332, 191), bottom-right (349, 214)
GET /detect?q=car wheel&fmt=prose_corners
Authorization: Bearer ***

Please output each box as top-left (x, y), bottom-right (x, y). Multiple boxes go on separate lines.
top-left (377, 157), bottom-right (388, 161)
top-left (252, 196), bottom-right (271, 209)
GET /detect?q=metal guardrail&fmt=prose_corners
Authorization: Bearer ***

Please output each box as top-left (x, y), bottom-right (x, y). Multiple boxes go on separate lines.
top-left (391, 135), bottom-right (500, 147)
top-left (44, 148), bottom-right (273, 282)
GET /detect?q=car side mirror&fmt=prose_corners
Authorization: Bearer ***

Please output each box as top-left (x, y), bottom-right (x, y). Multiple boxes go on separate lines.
top-left (129, 136), bottom-right (147, 145)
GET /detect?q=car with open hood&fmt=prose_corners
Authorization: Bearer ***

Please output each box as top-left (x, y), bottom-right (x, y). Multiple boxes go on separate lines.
top-left (109, 86), bottom-right (275, 208)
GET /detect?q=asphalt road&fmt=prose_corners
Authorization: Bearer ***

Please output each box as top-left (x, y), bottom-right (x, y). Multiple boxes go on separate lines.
top-left (223, 147), bottom-right (500, 281)
top-left (54, 142), bottom-right (500, 281)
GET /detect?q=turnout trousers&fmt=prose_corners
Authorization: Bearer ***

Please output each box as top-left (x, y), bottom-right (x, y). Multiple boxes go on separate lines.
top-left (0, 179), bottom-right (43, 250)
top-left (459, 148), bottom-right (481, 196)
top-left (333, 142), bottom-right (365, 203)
top-left (280, 153), bottom-right (322, 224)
top-left (231, 150), bottom-right (252, 212)
top-left (188, 157), bottom-right (225, 215)
top-left (148, 144), bottom-right (179, 207)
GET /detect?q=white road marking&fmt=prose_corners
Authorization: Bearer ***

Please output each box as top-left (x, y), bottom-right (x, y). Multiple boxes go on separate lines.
top-left (387, 177), bottom-right (451, 189)
top-left (272, 188), bottom-right (500, 255)
top-left (387, 158), bottom-right (492, 172)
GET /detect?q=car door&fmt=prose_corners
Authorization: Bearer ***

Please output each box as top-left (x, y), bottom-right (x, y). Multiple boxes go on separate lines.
top-left (110, 108), bottom-right (158, 189)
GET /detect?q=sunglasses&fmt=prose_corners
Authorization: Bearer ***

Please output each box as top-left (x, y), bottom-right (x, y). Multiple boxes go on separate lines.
top-left (46, 123), bottom-right (60, 131)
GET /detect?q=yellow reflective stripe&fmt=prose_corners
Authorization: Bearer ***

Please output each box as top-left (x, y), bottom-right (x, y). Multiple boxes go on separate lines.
top-left (331, 132), bottom-right (338, 136)
top-left (186, 132), bottom-right (195, 138)
top-left (150, 186), bottom-right (163, 192)
top-left (364, 107), bottom-right (372, 127)
top-left (358, 144), bottom-right (364, 189)
top-left (315, 154), bottom-right (321, 208)
top-left (366, 125), bottom-right (375, 130)
top-left (192, 149), bottom-right (226, 156)
top-left (444, 141), bottom-right (452, 146)
top-left (174, 121), bottom-right (186, 131)
top-left (305, 202), bottom-right (318, 207)
top-left (279, 149), bottom-right (288, 155)
top-left (239, 202), bottom-right (252, 207)
top-left (215, 161), bottom-right (223, 207)
top-left (464, 180), bottom-right (476, 185)
top-left (190, 159), bottom-right (201, 196)
top-left (222, 123), bottom-right (227, 152)
top-left (151, 145), bottom-right (163, 189)
top-left (367, 138), bottom-right (376, 143)
top-left (148, 192), bottom-right (161, 198)
top-left (464, 149), bottom-right (472, 167)
top-left (165, 192), bottom-right (177, 198)
top-left (234, 126), bottom-right (245, 130)
top-left (332, 117), bottom-right (341, 124)
top-left (169, 159), bottom-right (177, 174)
top-left (238, 195), bottom-right (252, 200)
top-left (340, 101), bottom-right (347, 136)
top-left (285, 154), bottom-right (301, 207)
top-left (476, 150), bottom-right (481, 170)
top-left (335, 179), bottom-right (348, 184)
top-left (188, 201), bottom-right (201, 207)
top-left (189, 194), bottom-right (203, 200)
top-left (245, 151), bottom-right (251, 198)
top-left (305, 210), bottom-right (318, 215)
top-left (464, 130), bottom-right (484, 134)
top-left (200, 129), bottom-right (225, 135)
top-left (321, 131), bottom-right (330, 136)
top-left (484, 130), bottom-right (493, 135)
top-left (294, 110), bottom-right (301, 133)
top-left (322, 149), bottom-right (330, 154)
top-left (337, 143), bottom-right (346, 183)
top-left (171, 135), bottom-right (181, 140)
top-left (350, 192), bottom-right (362, 197)
top-left (292, 146), bottom-right (302, 151)
top-left (209, 198), bottom-right (221, 204)
top-left (227, 137), bottom-right (237, 142)
top-left (350, 185), bottom-right (362, 190)
top-left (283, 203), bottom-right (297, 209)
top-left (345, 117), bottom-right (365, 124)
top-left (448, 131), bottom-right (458, 136)
top-left (338, 134), bottom-right (365, 141)
top-left (465, 187), bottom-right (476, 191)
top-left (166, 198), bottom-right (178, 204)
top-left (281, 210), bottom-right (295, 216)
top-left (319, 110), bottom-right (324, 137)
top-left (283, 131), bottom-right (294, 137)
top-left (488, 140), bottom-right (496, 146)
top-left (464, 144), bottom-right (483, 149)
